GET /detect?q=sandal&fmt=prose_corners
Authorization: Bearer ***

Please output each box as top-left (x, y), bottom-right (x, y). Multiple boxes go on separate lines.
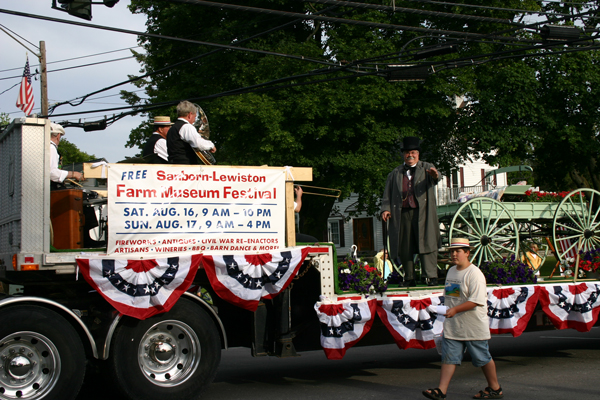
top-left (423, 387), bottom-right (446, 399)
top-left (473, 386), bottom-right (503, 399)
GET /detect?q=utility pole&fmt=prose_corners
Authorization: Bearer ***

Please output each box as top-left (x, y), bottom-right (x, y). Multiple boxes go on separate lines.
top-left (39, 41), bottom-right (48, 116)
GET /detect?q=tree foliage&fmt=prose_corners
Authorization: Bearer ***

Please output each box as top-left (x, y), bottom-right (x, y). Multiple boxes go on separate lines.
top-left (124, 0), bottom-right (600, 238)
top-left (59, 138), bottom-right (96, 166)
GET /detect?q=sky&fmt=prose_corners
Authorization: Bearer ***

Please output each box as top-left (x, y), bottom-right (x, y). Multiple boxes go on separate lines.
top-left (1, 0), bottom-right (148, 162)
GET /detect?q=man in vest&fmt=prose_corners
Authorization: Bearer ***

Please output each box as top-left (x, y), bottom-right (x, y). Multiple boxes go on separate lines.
top-left (380, 136), bottom-right (440, 287)
top-left (167, 101), bottom-right (216, 164)
top-left (142, 116), bottom-right (173, 164)
top-left (50, 122), bottom-right (84, 190)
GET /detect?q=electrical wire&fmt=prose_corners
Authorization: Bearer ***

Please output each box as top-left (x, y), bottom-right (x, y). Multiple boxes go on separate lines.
top-left (304, 0), bottom-right (526, 27)
top-left (0, 45), bottom-right (140, 73)
top-left (0, 56), bottom-right (135, 81)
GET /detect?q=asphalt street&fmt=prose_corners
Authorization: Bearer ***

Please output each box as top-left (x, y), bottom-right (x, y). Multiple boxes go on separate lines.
top-left (78, 326), bottom-right (600, 400)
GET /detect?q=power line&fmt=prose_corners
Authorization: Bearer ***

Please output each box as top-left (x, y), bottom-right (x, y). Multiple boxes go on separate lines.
top-left (0, 45), bottom-right (141, 73)
top-left (0, 55), bottom-right (135, 81)
top-left (44, 3), bottom-right (344, 113)
top-left (304, 0), bottom-right (526, 27)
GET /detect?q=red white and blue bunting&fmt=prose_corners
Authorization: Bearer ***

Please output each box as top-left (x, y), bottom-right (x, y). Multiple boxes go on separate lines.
top-left (76, 255), bottom-right (201, 320)
top-left (314, 297), bottom-right (377, 360)
top-left (487, 286), bottom-right (540, 337)
top-left (377, 296), bottom-right (444, 350)
top-left (200, 247), bottom-right (310, 312)
top-left (316, 282), bottom-right (600, 358)
top-left (539, 282), bottom-right (600, 332)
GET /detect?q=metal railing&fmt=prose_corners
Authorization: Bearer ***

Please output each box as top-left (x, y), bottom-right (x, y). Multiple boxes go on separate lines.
top-left (437, 185), bottom-right (488, 205)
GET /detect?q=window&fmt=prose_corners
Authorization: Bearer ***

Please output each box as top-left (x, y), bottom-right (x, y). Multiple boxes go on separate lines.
top-left (329, 220), bottom-right (340, 245)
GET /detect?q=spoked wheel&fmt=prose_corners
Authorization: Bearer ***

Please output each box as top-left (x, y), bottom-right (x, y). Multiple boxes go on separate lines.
top-left (449, 198), bottom-right (519, 266)
top-left (0, 305), bottom-right (86, 400)
top-left (553, 188), bottom-right (600, 261)
top-left (110, 298), bottom-right (221, 400)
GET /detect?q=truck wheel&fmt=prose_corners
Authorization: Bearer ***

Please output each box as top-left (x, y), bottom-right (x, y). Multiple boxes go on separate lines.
top-left (0, 305), bottom-right (86, 400)
top-left (110, 298), bottom-right (221, 400)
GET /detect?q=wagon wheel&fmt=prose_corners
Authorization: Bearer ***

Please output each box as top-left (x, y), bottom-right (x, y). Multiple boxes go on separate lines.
top-left (449, 198), bottom-right (519, 266)
top-left (552, 188), bottom-right (600, 261)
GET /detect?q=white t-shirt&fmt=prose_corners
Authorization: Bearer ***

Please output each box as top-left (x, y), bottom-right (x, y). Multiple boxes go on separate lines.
top-left (443, 263), bottom-right (490, 341)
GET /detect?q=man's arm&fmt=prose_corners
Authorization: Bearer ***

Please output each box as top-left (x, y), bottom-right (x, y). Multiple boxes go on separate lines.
top-left (155, 138), bottom-right (169, 161)
top-left (179, 123), bottom-right (215, 151)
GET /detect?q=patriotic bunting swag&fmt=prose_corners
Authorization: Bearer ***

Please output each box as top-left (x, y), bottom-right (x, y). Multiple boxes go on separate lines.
top-left (539, 282), bottom-right (600, 332)
top-left (487, 286), bottom-right (539, 337)
top-left (200, 247), bottom-right (310, 312)
top-left (76, 255), bottom-right (201, 320)
top-left (315, 298), bottom-right (377, 360)
top-left (316, 283), bottom-right (600, 358)
top-left (377, 296), bottom-right (444, 350)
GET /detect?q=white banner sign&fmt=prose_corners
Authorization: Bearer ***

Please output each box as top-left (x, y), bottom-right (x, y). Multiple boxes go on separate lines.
top-left (107, 165), bottom-right (286, 256)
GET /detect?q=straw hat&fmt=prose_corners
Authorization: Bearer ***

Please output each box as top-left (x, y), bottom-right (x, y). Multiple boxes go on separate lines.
top-left (448, 237), bottom-right (474, 250)
top-left (153, 116), bottom-right (173, 126)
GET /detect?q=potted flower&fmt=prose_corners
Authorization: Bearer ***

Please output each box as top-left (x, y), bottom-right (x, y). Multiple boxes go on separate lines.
top-left (337, 257), bottom-right (387, 295)
top-left (479, 255), bottom-right (537, 285)
top-left (577, 247), bottom-right (600, 279)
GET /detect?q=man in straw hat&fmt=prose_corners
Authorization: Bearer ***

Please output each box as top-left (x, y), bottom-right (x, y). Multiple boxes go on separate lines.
top-left (423, 238), bottom-right (503, 400)
top-left (380, 136), bottom-right (440, 287)
top-left (142, 116), bottom-right (173, 164)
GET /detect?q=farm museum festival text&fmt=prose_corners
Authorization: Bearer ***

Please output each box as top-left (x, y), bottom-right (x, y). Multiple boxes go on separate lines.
top-left (116, 170), bottom-right (276, 200)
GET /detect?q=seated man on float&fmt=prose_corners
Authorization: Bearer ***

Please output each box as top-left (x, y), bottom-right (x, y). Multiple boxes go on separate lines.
top-left (50, 123), bottom-right (84, 190)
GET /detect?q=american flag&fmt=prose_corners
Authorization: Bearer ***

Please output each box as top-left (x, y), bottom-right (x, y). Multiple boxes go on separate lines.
top-left (16, 56), bottom-right (35, 116)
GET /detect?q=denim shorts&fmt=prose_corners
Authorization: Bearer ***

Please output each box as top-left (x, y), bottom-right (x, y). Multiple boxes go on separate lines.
top-left (441, 337), bottom-right (492, 367)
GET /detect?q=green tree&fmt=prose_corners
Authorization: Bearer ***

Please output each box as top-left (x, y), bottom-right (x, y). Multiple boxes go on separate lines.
top-left (124, 1), bottom-right (598, 238)
top-left (58, 138), bottom-right (96, 166)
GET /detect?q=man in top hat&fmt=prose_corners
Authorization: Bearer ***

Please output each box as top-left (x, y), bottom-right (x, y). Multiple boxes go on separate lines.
top-left (380, 136), bottom-right (440, 287)
top-left (422, 237), bottom-right (502, 400)
top-left (142, 116), bottom-right (173, 164)
top-left (50, 122), bottom-right (84, 190)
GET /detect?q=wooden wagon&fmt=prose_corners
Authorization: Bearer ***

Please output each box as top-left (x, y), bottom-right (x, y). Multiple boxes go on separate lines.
top-left (437, 166), bottom-right (600, 270)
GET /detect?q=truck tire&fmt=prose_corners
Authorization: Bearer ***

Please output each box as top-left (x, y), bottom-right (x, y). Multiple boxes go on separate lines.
top-left (109, 297), bottom-right (221, 400)
top-left (0, 305), bottom-right (86, 400)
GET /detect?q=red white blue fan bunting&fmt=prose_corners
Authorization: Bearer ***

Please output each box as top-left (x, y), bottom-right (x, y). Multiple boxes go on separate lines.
top-left (539, 282), bottom-right (600, 332)
top-left (377, 296), bottom-right (444, 350)
top-left (201, 247), bottom-right (310, 312)
top-left (487, 286), bottom-right (539, 337)
top-left (315, 298), bottom-right (377, 360)
top-left (76, 255), bottom-right (200, 320)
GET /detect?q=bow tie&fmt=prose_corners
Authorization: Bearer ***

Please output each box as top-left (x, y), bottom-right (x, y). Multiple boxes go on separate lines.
top-left (405, 165), bottom-right (416, 175)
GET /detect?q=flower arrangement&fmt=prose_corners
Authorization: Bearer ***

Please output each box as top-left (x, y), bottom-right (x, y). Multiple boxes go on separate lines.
top-left (578, 247), bottom-right (600, 277)
top-left (338, 257), bottom-right (387, 295)
top-left (479, 255), bottom-right (537, 285)
top-left (504, 189), bottom-right (583, 203)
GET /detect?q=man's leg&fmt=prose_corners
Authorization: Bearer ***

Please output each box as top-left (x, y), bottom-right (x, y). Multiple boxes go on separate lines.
top-left (399, 209), bottom-right (415, 281)
top-left (420, 251), bottom-right (439, 280)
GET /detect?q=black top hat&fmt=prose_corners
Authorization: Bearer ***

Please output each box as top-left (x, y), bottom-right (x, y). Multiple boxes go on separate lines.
top-left (401, 136), bottom-right (421, 152)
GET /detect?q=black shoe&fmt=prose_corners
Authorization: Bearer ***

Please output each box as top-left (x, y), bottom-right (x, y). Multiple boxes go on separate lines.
top-left (404, 279), bottom-right (416, 287)
top-left (427, 278), bottom-right (438, 286)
